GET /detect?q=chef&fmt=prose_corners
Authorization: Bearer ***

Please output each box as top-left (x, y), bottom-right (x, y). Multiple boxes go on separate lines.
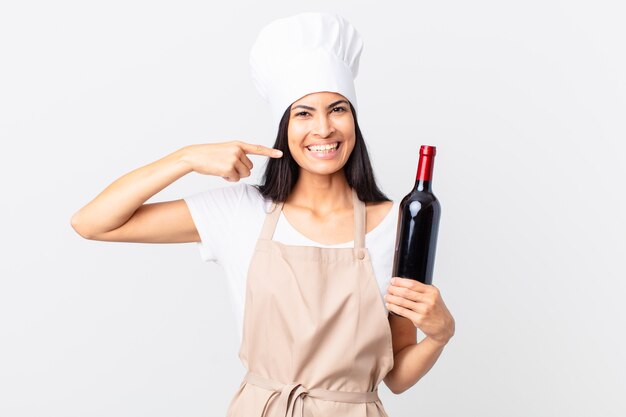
top-left (70, 11), bottom-right (455, 417)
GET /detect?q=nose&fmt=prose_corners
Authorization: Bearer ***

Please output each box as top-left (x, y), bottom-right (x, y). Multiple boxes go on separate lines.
top-left (312, 114), bottom-right (335, 138)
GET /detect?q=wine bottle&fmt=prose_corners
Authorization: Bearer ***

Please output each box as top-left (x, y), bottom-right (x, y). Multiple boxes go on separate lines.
top-left (392, 145), bottom-right (441, 285)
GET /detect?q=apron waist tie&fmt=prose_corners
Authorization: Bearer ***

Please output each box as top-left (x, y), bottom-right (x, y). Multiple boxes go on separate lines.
top-left (244, 371), bottom-right (380, 417)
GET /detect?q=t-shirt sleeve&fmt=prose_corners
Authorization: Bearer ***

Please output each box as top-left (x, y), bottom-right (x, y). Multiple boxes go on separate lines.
top-left (183, 183), bottom-right (249, 263)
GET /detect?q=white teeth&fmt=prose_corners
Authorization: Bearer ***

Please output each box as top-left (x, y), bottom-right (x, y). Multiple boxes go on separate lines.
top-left (307, 142), bottom-right (339, 152)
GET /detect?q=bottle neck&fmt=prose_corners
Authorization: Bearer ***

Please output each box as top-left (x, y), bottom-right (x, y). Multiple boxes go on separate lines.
top-left (414, 179), bottom-right (432, 192)
top-left (414, 153), bottom-right (435, 192)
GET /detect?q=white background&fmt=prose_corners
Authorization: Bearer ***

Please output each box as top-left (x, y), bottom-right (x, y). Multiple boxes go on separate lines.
top-left (1, 1), bottom-right (625, 416)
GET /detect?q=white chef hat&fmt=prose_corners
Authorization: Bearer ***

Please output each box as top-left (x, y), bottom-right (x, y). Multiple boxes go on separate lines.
top-left (249, 12), bottom-right (364, 128)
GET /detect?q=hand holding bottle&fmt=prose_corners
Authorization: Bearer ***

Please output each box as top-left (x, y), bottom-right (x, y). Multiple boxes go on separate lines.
top-left (183, 141), bottom-right (283, 181)
top-left (384, 277), bottom-right (455, 346)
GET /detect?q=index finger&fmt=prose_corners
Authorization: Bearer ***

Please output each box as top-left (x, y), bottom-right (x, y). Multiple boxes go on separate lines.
top-left (240, 142), bottom-right (283, 158)
top-left (390, 277), bottom-right (430, 292)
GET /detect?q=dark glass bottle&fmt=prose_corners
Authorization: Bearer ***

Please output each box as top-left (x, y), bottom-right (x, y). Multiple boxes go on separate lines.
top-left (392, 145), bottom-right (441, 285)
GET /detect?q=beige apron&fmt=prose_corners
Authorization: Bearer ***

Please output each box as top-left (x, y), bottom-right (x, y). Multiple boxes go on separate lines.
top-left (226, 189), bottom-right (394, 417)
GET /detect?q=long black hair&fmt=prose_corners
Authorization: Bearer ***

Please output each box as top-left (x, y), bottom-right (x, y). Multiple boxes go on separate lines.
top-left (255, 101), bottom-right (390, 203)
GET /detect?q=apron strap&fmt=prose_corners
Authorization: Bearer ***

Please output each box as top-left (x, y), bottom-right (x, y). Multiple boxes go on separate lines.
top-left (352, 188), bottom-right (366, 249)
top-left (260, 189), bottom-right (366, 248)
top-left (260, 200), bottom-right (284, 241)
top-left (352, 188), bottom-right (365, 249)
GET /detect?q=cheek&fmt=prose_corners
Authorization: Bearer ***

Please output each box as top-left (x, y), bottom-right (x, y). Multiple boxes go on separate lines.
top-left (286, 138), bottom-right (305, 161)
top-left (343, 135), bottom-right (356, 155)
top-left (338, 121), bottom-right (356, 150)
top-left (289, 123), bottom-right (308, 136)
top-left (287, 141), bottom-right (299, 157)
top-left (343, 143), bottom-right (356, 160)
top-left (288, 125), bottom-right (309, 149)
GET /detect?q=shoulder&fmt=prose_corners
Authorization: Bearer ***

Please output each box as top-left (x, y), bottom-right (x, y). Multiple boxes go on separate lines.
top-left (232, 183), bottom-right (273, 213)
top-left (366, 200), bottom-right (394, 213)
top-left (365, 200), bottom-right (395, 233)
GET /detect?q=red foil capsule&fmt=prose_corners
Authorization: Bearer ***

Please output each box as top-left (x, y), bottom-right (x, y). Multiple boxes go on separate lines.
top-left (416, 145), bottom-right (437, 181)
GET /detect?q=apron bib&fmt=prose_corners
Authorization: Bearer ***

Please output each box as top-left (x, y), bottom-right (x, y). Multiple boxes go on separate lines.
top-left (226, 189), bottom-right (394, 417)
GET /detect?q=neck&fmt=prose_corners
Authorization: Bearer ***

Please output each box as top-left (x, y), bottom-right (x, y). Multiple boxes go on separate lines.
top-left (287, 170), bottom-right (353, 214)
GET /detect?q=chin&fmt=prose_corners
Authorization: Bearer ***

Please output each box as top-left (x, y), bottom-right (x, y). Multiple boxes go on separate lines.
top-left (300, 161), bottom-right (348, 176)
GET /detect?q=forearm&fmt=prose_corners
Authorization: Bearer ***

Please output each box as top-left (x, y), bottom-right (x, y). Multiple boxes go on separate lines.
top-left (71, 146), bottom-right (193, 235)
top-left (383, 336), bottom-right (448, 394)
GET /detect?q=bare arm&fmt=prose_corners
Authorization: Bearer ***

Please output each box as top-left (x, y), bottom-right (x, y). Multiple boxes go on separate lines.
top-left (70, 142), bottom-right (282, 242)
top-left (383, 278), bottom-right (455, 394)
top-left (70, 147), bottom-right (194, 241)
top-left (383, 314), bottom-right (448, 394)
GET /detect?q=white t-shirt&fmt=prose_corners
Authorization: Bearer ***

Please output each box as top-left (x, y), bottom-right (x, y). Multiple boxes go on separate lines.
top-left (183, 183), bottom-right (398, 341)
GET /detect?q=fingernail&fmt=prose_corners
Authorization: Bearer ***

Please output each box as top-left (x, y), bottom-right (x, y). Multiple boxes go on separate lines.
top-left (391, 278), bottom-right (396, 284)
top-left (274, 150), bottom-right (283, 157)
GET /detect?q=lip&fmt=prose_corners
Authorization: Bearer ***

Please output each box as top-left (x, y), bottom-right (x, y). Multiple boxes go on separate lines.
top-left (305, 141), bottom-right (341, 160)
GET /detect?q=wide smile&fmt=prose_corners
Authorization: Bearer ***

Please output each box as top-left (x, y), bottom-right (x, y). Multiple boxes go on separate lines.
top-left (305, 142), bottom-right (341, 160)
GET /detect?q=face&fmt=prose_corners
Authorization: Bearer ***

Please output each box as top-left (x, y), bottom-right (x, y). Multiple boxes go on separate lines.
top-left (287, 91), bottom-right (356, 176)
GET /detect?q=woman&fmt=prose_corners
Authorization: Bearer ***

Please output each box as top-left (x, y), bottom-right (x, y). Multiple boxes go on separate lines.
top-left (71, 12), bottom-right (455, 417)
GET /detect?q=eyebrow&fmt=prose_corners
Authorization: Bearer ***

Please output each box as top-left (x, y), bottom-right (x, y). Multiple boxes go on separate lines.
top-left (291, 99), bottom-right (350, 112)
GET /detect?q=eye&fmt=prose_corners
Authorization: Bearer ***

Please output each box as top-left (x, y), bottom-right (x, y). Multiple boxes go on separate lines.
top-left (332, 106), bottom-right (347, 113)
top-left (295, 111), bottom-right (310, 117)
